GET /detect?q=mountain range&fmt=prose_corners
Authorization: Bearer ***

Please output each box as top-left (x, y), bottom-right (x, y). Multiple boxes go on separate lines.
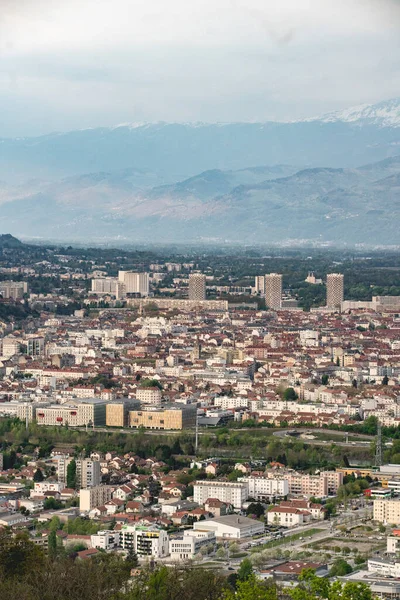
top-left (0, 98), bottom-right (400, 245)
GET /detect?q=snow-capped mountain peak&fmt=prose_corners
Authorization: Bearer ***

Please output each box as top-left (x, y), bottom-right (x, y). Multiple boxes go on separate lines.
top-left (309, 98), bottom-right (400, 128)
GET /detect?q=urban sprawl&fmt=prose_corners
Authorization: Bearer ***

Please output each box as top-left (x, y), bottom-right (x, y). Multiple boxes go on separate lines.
top-left (2, 245), bottom-right (400, 597)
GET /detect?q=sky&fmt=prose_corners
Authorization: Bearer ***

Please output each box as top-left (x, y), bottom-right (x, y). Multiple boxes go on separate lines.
top-left (0, 0), bottom-right (399, 136)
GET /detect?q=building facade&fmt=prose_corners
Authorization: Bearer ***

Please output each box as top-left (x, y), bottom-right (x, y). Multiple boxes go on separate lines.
top-left (79, 486), bottom-right (113, 511)
top-left (193, 480), bottom-right (248, 509)
top-left (129, 404), bottom-right (197, 430)
top-left (326, 273), bottom-right (344, 310)
top-left (265, 273), bottom-right (282, 310)
top-left (189, 274), bottom-right (206, 301)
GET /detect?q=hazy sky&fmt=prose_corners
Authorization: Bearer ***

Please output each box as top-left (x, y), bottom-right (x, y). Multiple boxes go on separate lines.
top-left (0, 0), bottom-right (399, 136)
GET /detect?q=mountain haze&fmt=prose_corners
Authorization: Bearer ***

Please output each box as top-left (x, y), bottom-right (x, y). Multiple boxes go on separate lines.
top-left (0, 98), bottom-right (399, 245)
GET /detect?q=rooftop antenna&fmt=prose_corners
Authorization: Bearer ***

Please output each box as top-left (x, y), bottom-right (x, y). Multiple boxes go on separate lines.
top-left (375, 420), bottom-right (383, 467)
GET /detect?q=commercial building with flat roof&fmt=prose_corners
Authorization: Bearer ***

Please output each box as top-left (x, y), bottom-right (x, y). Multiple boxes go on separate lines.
top-left (129, 403), bottom-right (196, 430)
top-left (193, 514), bottom-right (264, 539)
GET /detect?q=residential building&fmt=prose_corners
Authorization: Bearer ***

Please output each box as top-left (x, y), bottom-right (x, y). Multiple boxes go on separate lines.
top-left (91, 278), bottom-right (118, 295)
top-left (27, 336), bottom-right (45, 357)
top-left (374, 499), bottom-right (400, 525)
top-left (254, 276), bottom-right (265, 295)
top-left (119, 525), bottom-right (169, 557)
top-left (79, 486), bottom-right (113, 511)
top-left (0, 280), bottom-right (28, 299)
top-left (265, 273), bottom-right (282, 310)
top-left (136, 386), bottom-right (162, 405)
top-left (267, 506), bottom-right (309, 527)
top-left (193, 480), bottom-right (248, 509)
top-left (91, 530), bottom-right (120, 550)
top-left (239, 476), bottom-right (288, 501)
top-left (189, 273), bottom-right (206, 301)
top-left (326, 273), bottom-right (344, 310)
top-left (76, 459), bottom-right (101, 488)
top-left (118, 271), bottom-right (149, 296)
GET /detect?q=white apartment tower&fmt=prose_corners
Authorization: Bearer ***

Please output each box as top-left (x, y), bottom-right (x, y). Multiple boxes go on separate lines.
top-left (189, 273), bottom-right (206, 301)
top-left (326, 273), bottom-right (344, 310)
top-left (265, 273), bottom-right (282, 310)
top-left (118, 272), bottom-right (149, 296)
top-left (254, 276), bottom-right (266, 295)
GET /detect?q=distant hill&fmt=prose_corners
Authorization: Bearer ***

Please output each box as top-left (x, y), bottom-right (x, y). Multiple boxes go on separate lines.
top-left (0, 234), bottom-right (23, 248)
top-left (0, 97), bottom-right (400, 245)
top-left (0, 156), bottom-right (399, 245)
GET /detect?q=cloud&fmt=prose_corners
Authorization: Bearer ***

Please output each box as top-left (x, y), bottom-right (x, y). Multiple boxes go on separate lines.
top-left (0, 0), bottom-right (399, 135)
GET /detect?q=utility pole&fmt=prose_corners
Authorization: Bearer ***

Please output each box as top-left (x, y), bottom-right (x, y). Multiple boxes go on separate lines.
top-left (375, 420), bottom-right (383, 467)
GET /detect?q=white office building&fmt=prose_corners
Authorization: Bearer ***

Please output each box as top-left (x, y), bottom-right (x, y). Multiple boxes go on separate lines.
top-left (169, 530), bottom-right (216, 560)
top-left (118, 271), bottom-right (149, 296)
top-left (193, 515), bottom-right (264, 539)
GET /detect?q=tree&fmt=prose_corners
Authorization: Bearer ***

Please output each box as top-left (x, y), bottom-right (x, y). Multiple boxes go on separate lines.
top-left (289, 569), bottom-right (371, 600)
top-left (222, 575), bottom-right (277, 600)
top-left (67, 459), bottom-right (77, 489)
top-left (283, 387), bottom-right (298, 401)
top-left (237, 558), bottom-right (254, 582)
top-left (382, 375), bottom-right (389, 385)
top-left (246, 503), bottom-right (265, 519)
top-left (33, 468), bottom-right (44, 482)
top-left (321, 374), bottom-right (329, 385)
top-left (48, 530), bottom-right (57, 559)
top-left (125, 546), bottom-right (139, 569)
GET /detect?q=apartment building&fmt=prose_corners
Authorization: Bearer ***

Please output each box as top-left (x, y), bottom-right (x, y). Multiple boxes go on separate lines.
top-left (254, 275), bottom-right (266, 295)
top-left (128, 298), bottom-right (228, 311)
top-left (91, 530), bottom-right (120, 550)
top-left (56, 454), bottom-right (73, 486)
top-left (267, 506), bottom-right (307, 527)
top-left (136, 386), bottom-right (162, 405)
top-left (326, 273), bottom-right (344, 310)
top-left (193, 480), bottom-right (248, 509)
top-left (285, 470), bottom-right (343, 497)
top-left (189, 273), bottom-right (206, 301)
top-left (91, 277), bottom-right (118, 295)
top-left (36, 399), bottom-right (106, 427)
top-left (0, 280), bottom-right (28, 299)
top-left (169, 530), bottom-right (216, 560)
top-left (239, 476), bottom-right (289, 501)
top-left (129, 404), bottom-right (197, 430)
top-left (374, 499), bottom-right (400, 525)
top-left (79, 486), bottom-right (113, 511)
top-left (118, 271), bottom-right (149, 296)
top-left (76, 459), bottom-right (101, 488)
top-left (119, 525), bottom-right (169, 557)
top-left (265, 273), bottom-right (282, 310)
